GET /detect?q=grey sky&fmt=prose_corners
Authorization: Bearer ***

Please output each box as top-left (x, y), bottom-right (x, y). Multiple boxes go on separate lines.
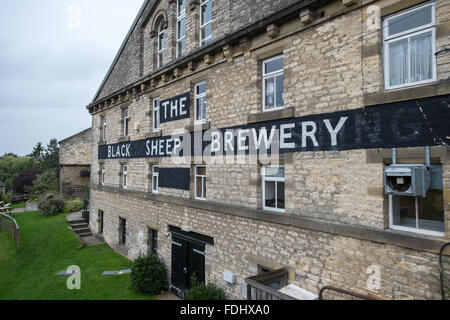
top-left (0, 0), bottom-right (144, 156)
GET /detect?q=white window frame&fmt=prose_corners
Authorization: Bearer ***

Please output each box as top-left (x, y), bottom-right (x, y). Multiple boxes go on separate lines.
top-left (122, 165), bottom-right (128, 189)
top-left (200, 0), bottom-right (213, 45)
top-left (101, 116), bottom-right (107, 141)
top-left (194, 81), bottom-right (207, 124)
top-left (176, 0), bottom-right (186, 58)
top-left (100, 164), bottom-right (105, 186)
top-left (262, 55), bottom-right (284, 112)
top-left (152, 165), bottom-right (159, 194)
top-left (195, 165), bottom-right (206, 200)
top-left (123, 108), bottom-right (130, 137)
top-left (383, 2), bottom-right (436, 90)
top-left (262, 165), bottom-right (285, 213)
top-left (388, 195), bottom-right (445, 237)
top-left (158, 21), bottom-right (165, 68)
top-left (153, 98), bottom-right (161, 132)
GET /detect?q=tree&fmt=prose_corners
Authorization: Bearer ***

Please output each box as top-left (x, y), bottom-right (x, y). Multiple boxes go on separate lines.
top-left (0, 155), bottom-right (40, 192)
top-left (29, 142), bottom-right (44, 163)
top-left (42, 139), bottom-right (59, 174)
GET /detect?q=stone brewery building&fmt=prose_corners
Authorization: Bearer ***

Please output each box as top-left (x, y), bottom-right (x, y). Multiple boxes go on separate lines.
top-left (84, 0), bottom-right (450, 299)
top-left (59, 128), bottom-right (92, 198)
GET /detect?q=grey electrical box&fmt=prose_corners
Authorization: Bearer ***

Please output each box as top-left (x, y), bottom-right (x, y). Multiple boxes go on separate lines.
top-left (384, 164), bottom-right (431, 197)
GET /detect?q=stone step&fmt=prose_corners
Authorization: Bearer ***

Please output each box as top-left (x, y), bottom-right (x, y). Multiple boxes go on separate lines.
top-left (73, 227), bottom-right (91, 234)
top-left (70, 223), bottom-right (89, 229)
top-left (69, 219), bottom-right (87, 225)
top-left (78, 231), bottom-right (93, 238)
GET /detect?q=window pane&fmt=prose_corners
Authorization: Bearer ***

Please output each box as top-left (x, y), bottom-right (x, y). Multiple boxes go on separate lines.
top-left (388, 39), bottom-right (408, 86)
top-left (265, 166), bottom-right (284, 178)
top-left (388, 5), bottom-right (432, 37)
top-left (277, 181), bottom-right (285, 209)
top-left (196, 96), bottom-right (206, 121)
top-left (410, 31), bottom-right (433, 82)
top-left (265, 77), bottom-right (275, 108)
top-left (159, 32), bottom-right (165, 49)
top-left (196, 82), bottom-right (206, 95)
top-left (177, 39), bottom-right (186, 57)
top-left (178, 18), bottom-right (186, 40)
top-left (196, 177), bottom-right (203, 197)
top-left (265, 181), bottom-right (276, 208)
top-left (197, 166), bottom-right (206, 176)
top-left (201, 1), bottom-right (212, 25)
top-left (275, 75), bottom-right (284, 107)
top-left (178, 0), bottom-right (186, 16)
top-left (418, 190), bottom-right (444, 232)
top-left (201, 24), bottom-right (212, 43)
top-left (264, 56), bottom-right (283, 74)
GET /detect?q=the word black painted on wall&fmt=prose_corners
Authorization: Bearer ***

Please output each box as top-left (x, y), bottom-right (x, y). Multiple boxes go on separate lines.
top-left (98, 95), bottom-right (450, 160)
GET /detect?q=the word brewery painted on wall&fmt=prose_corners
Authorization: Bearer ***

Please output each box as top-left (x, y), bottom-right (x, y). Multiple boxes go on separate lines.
top-left (99, 95), bottom-right (450, 160)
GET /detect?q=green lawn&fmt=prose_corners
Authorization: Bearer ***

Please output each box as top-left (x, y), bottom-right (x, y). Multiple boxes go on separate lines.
top-left (0, 211), bottom-right (154, 300)
top-left (9, 202), bottom-right (26, 210)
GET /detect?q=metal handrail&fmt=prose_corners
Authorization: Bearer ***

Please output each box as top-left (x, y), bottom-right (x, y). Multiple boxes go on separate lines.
top-left (318, 286), bottom-right (376, 300)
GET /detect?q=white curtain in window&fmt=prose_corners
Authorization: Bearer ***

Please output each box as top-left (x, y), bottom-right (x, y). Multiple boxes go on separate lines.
top-left (389, 39), bottom-right (408, 86)
top-left (410, 32), bottom-right (432, 82)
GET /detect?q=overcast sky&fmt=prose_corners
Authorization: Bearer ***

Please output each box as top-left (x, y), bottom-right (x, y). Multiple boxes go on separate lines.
top-left (0, 0), bottom-right (145, 156)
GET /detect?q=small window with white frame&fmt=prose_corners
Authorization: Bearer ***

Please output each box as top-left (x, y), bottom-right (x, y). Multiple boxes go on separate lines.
top-left (121, 164), bottom-right (128, 189)
top-left (158, 20), bottom-right (166, 67)
top-left (389, 164), bottom-right (444, 236)
top-left (262, 165), bottom-right (285, 212)
top-left (195, 165), bottom-right (206, 200)
top-left (200, 0), bottom-right (212, 45)
top-left (177, 0), bottom-right (186, 58)
top-left (153, 98), bottom-right (160, 132)
top-left (383, 2), bottom-right (436, 90)
top-left (262, 55), bottom-right (284, 111)
top-left (101, 116), bottom-right (107, 141)
top-left (122, 108), bottom-right (130, 137)
top-left (152, 165), bottom-right (159, 193)
top-left (194, 81), bottom-right (207, 124)
top-left (100, 164), bottom-right (106, 186)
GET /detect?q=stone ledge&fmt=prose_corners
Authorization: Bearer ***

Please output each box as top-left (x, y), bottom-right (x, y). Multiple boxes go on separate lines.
top-left (364, 81), bottom-right (450, 107)
top-left (116, 136), bottom-right (131, 143)
top-left (91, 184), bottom-right (449, 256)
top-left (145, 131), bottom-right (162, 139)
top-left (247, 107), bottom-right (294, 124)
top-left (185, 121), bottom-right (211, 132)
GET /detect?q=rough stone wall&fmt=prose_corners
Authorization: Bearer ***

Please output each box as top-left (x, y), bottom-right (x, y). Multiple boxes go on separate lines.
top-left (95, 0), bottom-right (313, 101)
top-left (90, 188), bottom-right (443, 300)
top-left (59, 128), bottom-right (92, 165)
top-left (60, 166), bottom-right (90, 187)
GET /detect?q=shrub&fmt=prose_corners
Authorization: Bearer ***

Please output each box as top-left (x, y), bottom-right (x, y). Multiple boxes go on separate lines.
top-left (12, 170), bottom-right (41, 194)
top-left (185, 278), bottom-right (227, 300)
top-left (131, 254), bottom-right (169, 295)
top-left (38, 194), bottom-right (65, 216)
top-left (64, 199), bottom-right (83, 213)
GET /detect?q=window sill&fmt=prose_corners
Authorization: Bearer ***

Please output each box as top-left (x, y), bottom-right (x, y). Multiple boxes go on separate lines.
top-left (117, 136), bottom-right (130, 143)
top-left (185, 121), bottom-right (210, 132)
top-left (98, 140), bottom-right (107, 146)
top-left (390, 225), bottom-right (446, 238)
top-left (146, 131), bottom-right (162, 139)
top-left (247, 106), bottom-right (294, 124)
top-left (364, 80), bottom-right (449, 107)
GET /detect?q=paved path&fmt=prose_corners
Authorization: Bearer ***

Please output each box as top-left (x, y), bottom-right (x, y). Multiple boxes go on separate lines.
top-left (66, 210), bottom-right (83, 222)
top-left (11, 202), bottom-right (39, 213)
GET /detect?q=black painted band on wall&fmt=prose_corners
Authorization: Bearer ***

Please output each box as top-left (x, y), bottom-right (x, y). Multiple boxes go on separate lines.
top-left (159, 168), bottom-right (191, 190)
top-left (98, 95), bottom-right (450, 160)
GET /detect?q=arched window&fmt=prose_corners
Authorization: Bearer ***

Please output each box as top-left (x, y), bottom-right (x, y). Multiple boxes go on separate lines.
top-left (157, 20), bottom-right (165, 67)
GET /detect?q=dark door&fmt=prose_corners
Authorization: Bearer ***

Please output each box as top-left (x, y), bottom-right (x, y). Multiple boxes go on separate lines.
top-left (171, 235), bottom-right (205, 297)
top-left (98, 210), bottom-right (104, 234)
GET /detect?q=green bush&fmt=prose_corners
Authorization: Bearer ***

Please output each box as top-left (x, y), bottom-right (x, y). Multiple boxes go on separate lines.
top-left (38, 194), bottom-right (65, 216)
top-left (64, 199), bottom-right (84, 213)
top-left (131, 254), bottom-right (169, 295)
top-left (185, 278), bottom-right (227, 300)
